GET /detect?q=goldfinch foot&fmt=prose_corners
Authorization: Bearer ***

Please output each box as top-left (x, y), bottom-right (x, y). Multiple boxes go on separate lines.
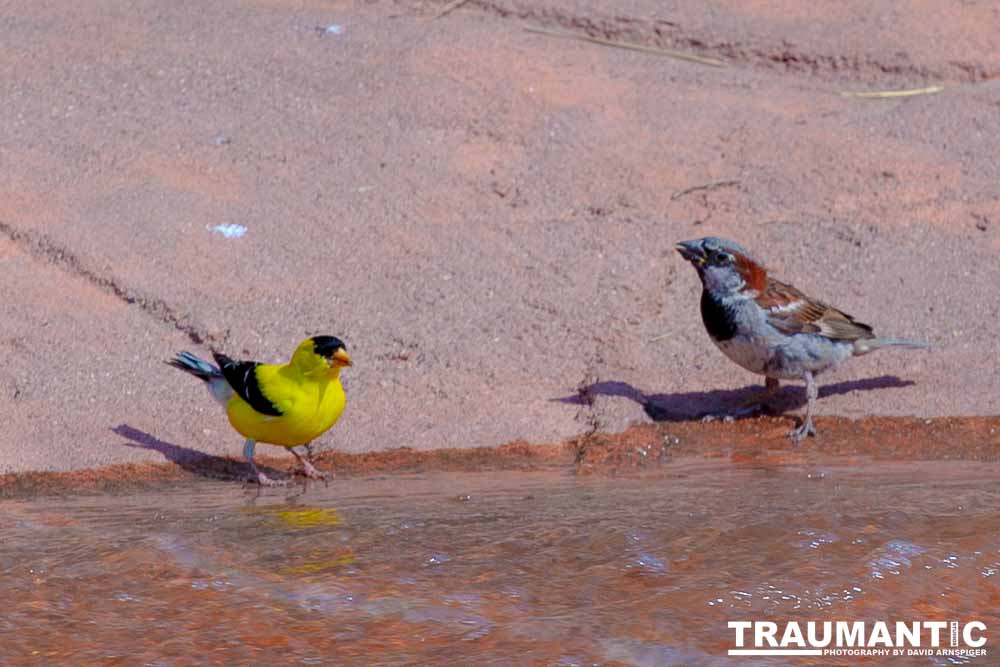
top-left (291, 446), bottom-right (330, 484)
top-left (299, 461), bottom-right (328, 480)
top-left (253, 471), bottom-right (289, 487)
top-left (248, 463), bottom-right (289, 487)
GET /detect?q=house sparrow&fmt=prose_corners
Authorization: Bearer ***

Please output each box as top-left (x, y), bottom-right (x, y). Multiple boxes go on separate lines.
top-left (675, 237), bottom-right (931, 442)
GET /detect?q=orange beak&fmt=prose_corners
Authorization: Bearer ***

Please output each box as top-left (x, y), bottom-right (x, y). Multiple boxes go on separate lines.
top-left (332, 348), bottom-right (353, 367)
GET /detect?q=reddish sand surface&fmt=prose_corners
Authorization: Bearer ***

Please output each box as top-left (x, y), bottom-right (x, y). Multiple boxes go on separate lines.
top-left (2, 1), bottom-right (999, 474)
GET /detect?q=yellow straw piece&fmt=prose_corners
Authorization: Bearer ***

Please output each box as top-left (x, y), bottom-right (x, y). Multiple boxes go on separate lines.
top-left (525, 26), bottom-right (727, 68)
top-left (840, 85), bottom-right (944, 98)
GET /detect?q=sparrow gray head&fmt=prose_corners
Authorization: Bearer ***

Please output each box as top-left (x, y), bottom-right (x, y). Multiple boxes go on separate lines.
top-left (675, 237), bottom-right (764, 295)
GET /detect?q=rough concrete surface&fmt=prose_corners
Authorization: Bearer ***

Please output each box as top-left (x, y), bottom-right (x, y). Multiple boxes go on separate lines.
top-left (1, 0), bottom-right (998, 472)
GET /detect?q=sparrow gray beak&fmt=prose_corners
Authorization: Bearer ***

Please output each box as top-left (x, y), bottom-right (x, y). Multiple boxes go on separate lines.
top-left (675, 240), bottom-right (706, 266)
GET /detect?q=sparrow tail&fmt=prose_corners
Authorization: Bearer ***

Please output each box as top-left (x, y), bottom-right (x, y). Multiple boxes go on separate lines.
top-left (853, 338), bottom-right (934, 355)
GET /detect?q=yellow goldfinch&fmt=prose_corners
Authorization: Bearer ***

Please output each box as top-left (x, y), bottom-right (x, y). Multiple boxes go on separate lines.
top-left (167, 336), bottom-right (352, 486)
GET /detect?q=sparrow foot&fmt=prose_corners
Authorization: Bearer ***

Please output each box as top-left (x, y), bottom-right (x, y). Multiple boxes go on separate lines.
top-left (700, 402), bottom-right (769, 423)
top-left (789, 418), bottom-right (816, 444)
top-left (701, 413), bottom-right (736, 423)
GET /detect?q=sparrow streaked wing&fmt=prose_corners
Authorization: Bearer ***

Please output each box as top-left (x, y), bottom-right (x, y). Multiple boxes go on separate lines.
top-left (755, 279), bottom-right (875, 341)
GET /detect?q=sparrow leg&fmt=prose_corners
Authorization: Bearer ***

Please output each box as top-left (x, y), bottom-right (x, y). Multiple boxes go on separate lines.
top-left (741, 376), bottom-right (779, 410)
top-left (244, 438), bottom-right (287, 487)
top-left (763, 376), bottom-right (780, 403)
top-left (291, 444), bottom-right (329, 483)
top-left (702, 377), bottom-right (780, 423)
top-left (789, 371), bottom-right (818, 443)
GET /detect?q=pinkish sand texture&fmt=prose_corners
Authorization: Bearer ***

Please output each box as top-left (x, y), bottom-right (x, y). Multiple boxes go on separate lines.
top-left (1, 0), bottom-right (999, 473)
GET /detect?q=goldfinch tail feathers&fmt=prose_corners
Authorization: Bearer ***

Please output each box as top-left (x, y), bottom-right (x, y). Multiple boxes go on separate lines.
top-left (167, 351), bottom-right (234, 407)
top-left (167, 351), bottom-right (222, 380)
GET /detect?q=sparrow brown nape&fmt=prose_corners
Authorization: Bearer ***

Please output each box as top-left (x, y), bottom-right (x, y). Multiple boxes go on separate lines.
top-left (674, 236), bottom-right (932, 442)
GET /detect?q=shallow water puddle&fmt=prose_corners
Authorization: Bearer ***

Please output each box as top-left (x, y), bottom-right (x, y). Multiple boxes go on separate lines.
top-left (2, 459), bottom-right (999, 665)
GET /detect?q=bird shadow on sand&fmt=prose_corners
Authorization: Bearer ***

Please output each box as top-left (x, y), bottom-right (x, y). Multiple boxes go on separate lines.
top-left (556, 375), bottom-right (915, 422)
top-left (113, 424), bottom-right (285, 483)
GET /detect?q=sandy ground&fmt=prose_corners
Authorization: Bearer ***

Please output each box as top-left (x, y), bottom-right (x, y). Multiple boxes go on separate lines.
top-left (2, 0), bottom-right (999, 473)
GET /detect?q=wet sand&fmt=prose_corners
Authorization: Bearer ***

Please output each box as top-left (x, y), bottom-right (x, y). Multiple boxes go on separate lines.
top-left (3, 416), bottom-right (998, 498)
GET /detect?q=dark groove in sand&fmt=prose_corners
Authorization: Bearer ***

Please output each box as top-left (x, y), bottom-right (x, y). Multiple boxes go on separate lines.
top-left (0, 220), bottom-right (216, 346)
top-left (462, 0), bottom-right (995, 84)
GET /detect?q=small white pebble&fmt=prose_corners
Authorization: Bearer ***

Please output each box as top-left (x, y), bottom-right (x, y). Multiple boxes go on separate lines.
top-left (210, 224), bottom-right (247, 239)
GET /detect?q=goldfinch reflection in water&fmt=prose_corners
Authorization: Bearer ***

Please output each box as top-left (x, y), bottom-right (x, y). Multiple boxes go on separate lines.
top-left (168, 336), bottom-right (351, 486)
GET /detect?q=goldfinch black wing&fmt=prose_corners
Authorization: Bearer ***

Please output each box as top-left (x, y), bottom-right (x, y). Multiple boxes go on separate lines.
top-left (212, 352), bottom-right (284, 417)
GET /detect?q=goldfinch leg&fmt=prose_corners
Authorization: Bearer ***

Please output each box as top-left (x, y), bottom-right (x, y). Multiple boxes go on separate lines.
top-left (291, 445), bottom-right (329, 483)
top-left (243, 438), bottom-right (287, 487)
top-left (789, 372), bottom-right (818, 443)
top-left (702, 377), bottom-right (780, 423)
